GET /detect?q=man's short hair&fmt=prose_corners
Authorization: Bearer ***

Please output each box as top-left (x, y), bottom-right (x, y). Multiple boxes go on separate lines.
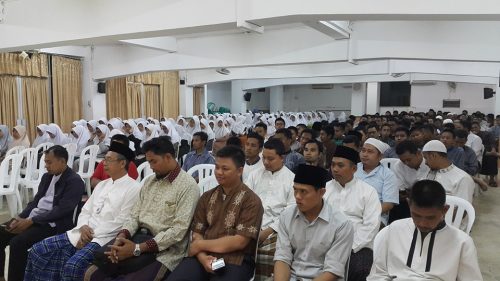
top-left (333, 122), bottom-right (346, 131)
top-left (111, 134), bottom-right (130, 147)
top-left (193, 131), bottom-right (208, 143)
top-left (321, 125), bottom-right (335, 139)
top-left (396, 140), bottom-right (419, 155)
top-left (45, 145), bottom-right (68, 162)
top-left (296, 124), bottom-right (307, 130)
top-left (246, 132), bottom-right (264, 148)
top-left (440, 129), bottom-right (456, 138)
top-left (142, 136), bottom-right (175, 157)
top-left (305, 139), bottom-right (323, 153)
top-left (226, 136), bottom-right (242, 147)
top-left (409, 179), bottom-right (446, 208)
top-left (455, 129), bottom-right (468, 139)
top-left (343, 135), bottom-right (360, 147)
top-left (275, 128), bottom-right (292, 140)
top-left (275, 117), bottom-right (286, 125)
top-left (264, 138), bottom-right (286, 156)
top-left (288, 126), bottom-right (298, 136)
top-left (301, 128), bottom-right (317, 139)
top-left (255, 122), bottom-right (267, 131)
top-left (216, 145), bottom-right (245, 168)
top-left (394, 127), bottom-right (410, 136)
top-left (460, 120), bottom-right (472, 131)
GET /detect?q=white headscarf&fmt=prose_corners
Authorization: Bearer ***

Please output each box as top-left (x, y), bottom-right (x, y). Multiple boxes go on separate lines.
top-left (95, 124), bottom-right (111, 146)
top-left (46, 123), bottom-right (69, 146)
top-left (214, 117), bottom-right (230, 139)
top-left (70, 125), bottom-right (91, 155)
top-left (160, 121), bottom-right (181, 144)
top-left (141, 124), bottom-right (160, 147)
top-left (0, 125), bottom-right (11, 153)
top-left (32, 124), bottom-right (50, 148)
top-left (87, 120), bottom-right (98, 133)
top-left (9, 125), bottom-right (30, 149)
top-left (200, 119), bottom-right (215, 141)
top-left (124, 119), bottom-right (144, 140)
top-left (107, 118), bottom-right (124, 132)
top-left (185, 117), bottom-right (201, 135)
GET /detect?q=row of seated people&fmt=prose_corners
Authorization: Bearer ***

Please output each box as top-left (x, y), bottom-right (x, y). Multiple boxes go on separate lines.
top-left (0, 132), bottom-right (482, 281)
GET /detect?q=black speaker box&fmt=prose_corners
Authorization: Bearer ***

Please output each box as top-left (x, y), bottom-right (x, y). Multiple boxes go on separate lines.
top-left (244, 92), bottom-right (252, 102)
top-left (97, 82), bottom-right (106, 94)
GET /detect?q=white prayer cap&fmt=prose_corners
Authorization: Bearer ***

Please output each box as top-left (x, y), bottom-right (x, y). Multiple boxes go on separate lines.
top-left (422, 140), bottom-right (447, 153)
top-left (443, 119), bottom-right (453, 124)
top-left (435, 115), bottom-right (443, 120)
top-left (363, 138), bottom-right (390, 154)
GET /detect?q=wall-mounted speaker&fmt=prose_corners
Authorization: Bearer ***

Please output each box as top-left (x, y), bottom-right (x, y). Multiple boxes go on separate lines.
top-left (97, 82), bottom-right (106, 94)
top-left (484, 87), bottom-right (496, 99)
top-left (244, 92), bottom-right (252, 102)
top-left (180, 79), bottom-right (186, 85)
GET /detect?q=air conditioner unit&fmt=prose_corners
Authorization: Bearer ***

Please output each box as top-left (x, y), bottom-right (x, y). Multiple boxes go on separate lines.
top-left (311, 84), bottom-right (333, 89)
top-left (410, 80), bottom-right (437, 86)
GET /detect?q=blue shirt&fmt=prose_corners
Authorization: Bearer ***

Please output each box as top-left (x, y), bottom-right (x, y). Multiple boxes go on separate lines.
top-left (462, 146), bottom-right (479, 176)
top-left (182, 149), bottom-right (215, 177)
top-left (447, 147), bottom-right (465, 171)
top-left (355, 163), bottom-right (399, 225)
top-left (283, 151), bottom-right (305, 173)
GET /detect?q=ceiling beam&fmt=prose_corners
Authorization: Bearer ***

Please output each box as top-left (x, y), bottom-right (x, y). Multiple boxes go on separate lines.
top-left (118, 36), bottom-right (177, 52)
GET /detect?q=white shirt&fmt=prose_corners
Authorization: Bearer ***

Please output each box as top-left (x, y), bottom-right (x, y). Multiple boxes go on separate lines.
top-left (242, 157), bottom-right (264, 182)
top-left (67, 174), bottom-right (141, 247)
top-left (245, 165), bottom-right (295, 231)
top-left (324, 177), bottom-right (381, 252)
top-left (368, 218), bottom-right (482, 281)
top-left (426, 164), bottom-right (475, 203)
top-left (466, 132), bottom-right (483, 162)
top-left (392, 158), bottom-right (430, 191)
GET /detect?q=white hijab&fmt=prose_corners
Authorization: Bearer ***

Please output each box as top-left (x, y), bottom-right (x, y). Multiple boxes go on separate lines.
top-left (141, 124), bottom-right (160, 147)
top-left (214, 117), bottom-right (230, 139)
top-left (70, 125), bottom-right (91, 155)
top-left (32, 124), bottom-right (50, 148)
top-left (160, 121), bottom-right (181, 144)
top-left (46, 123), bottom-right (69, 146)
top-left (200, 119), bottom-right (215, 141)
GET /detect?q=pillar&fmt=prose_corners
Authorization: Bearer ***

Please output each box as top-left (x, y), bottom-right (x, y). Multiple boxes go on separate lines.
top-left (366, 82), bottom-right (380, 115)
top-left (351, 83), bottom-right (367, 116)
top-left (270, 86), bottom-right (284, 113)
top-left (231, 80), bottom-right (248, 114)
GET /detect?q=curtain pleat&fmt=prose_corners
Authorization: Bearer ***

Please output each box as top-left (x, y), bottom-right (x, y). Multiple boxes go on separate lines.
top-left (106, 77), bottom-right (128, 119)
top-left (193, 87), bottom-right (203, 115)
top-left (126, 83), bottom-right (142, 119)
top-left (0, 53), bottom-right (49, 78)
top-left (22, 77), bottom-right (50, 142)
top-left (144, 85), bottom-right (160, 119)
top-left (0, 76), bottom-right (19, 129)
top-left (51, 56), bottom-right (82, 133)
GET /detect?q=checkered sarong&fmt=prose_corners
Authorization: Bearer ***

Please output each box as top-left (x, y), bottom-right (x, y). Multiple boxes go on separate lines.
top-left (24, 233), bottom-right (100, 281)
top-left (254, 232), bottom-right (277, 281)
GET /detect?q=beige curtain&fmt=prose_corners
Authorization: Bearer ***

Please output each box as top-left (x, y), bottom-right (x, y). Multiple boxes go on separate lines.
top-left (144, 85), bottom-right (160, 119)
top-left (106, 77), bottom-right (127, 119)
top-left (126, 83), bottom-right (142, 119)
top-left (0, 53), bottom-right (49, 78)
top-left (160, 72), bottom-right (179, 118)
top-left (0, 76), bottom-right (18, 129)
top-left (51, 56), bottom-right (82, 133)
top-left (22, 77), bottom-right (50, 142)
top-left (193, 87), bottom-right (204, 115)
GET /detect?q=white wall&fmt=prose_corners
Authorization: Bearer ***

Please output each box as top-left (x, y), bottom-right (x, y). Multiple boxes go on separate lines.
top-left (282, 84), bottom-right (352, 112)
top-left (206, 82), bottom-right (231, 110)
top-left (246, 88), bottom-right (270, 112)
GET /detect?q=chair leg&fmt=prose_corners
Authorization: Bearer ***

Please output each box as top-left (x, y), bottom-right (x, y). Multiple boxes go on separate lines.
top-left (5, 195), bottom-right (17, 218)
top-left (86, 179), bottom-right (92, 196)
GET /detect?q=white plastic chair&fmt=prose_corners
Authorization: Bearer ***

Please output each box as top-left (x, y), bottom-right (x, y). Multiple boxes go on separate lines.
top-left (136, 162), bottom-right (154, 183)
top-left (77, 145), bottom-right (99, 196)
top-left (187, 164), bottom-right (215, 182)
top-left (35, 142), bottom-right (53, 153)
top-left (17, 148), bottom-right (38, 202)
top-left (0, 154), bottom-right (24, 217)
top-left (445, 195), bottom-right (476, 234)
top-left (63, 143), bottom-right (78, 168)
top-left (197, 176), bottom-right (219, 195)
top-left (20, 153), bottom-right (46, 203)
top-left (5, 146), bottom-right (24, 158)
top-left (380, 158), bottom-right (400, 169)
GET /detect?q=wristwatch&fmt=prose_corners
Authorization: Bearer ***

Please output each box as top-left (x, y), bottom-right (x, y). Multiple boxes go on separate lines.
top-left (133, 244), bottom-right (141, 256)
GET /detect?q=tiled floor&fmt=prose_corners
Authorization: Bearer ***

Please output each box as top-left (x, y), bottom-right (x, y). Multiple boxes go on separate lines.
top-left (0, 186), bottom-right (498, 280)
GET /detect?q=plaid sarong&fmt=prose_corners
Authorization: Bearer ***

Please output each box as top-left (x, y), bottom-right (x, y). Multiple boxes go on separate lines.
top-left (254, 232), bottom-right (277, 281)
top-left (24, 233), bottom-right (100, 281)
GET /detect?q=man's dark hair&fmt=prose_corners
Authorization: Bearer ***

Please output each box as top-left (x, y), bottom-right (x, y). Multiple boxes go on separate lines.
top-left (455, 129), bottom-right (468, 140)
top-left (305, 139), bottom-right (323, 153)
top-left (301, 128), bottom-right (317, 139)
top-left (333, 122), bottom-right (346, 131)
top-left (440, 129), bottom-right (456, 138)
top-left (264, 138), bottom-right (286, 156)
top-left (45, 145), bottom-right (68, 162)
top-left (216, 145), bottom-right (245, 168)
top-left (395, 140), bottom-right (419, 155)
top-left (367, 123), bottom-right (379, 131)
top-left (311, 122), bottom-right (323, 132)
top-left (296, 124), bottom-right (307, 130)
top-left (275, 128), bottom-right (292, 140)
top-left (226, 136), bottom-right (242, 147)
top-left (409, 179), bottom-right (446, 208)
top-left (142, 136), bottom-right (175, 156)
top-left (255, 122), bottom-right (267, 131)
top-left (321, 125), bottom-right (335, 139)
top-left (460, 120), bottom-right (472, 131)
top-left (111, 134), bottom-right (130, 147)
top-left (342, 135), bottom-right (360, 147)
top-left (421, 124), bottom-right (435, 135)
top-left (275, 117), bottom-right (286, 126)
top-left (193, 131), bottom-right (208, 143)
top-left (288, 126), bottom-right (298, 136)
top-left (394, 127), bottom-right (410, 136)
top-left (442, 123), bottom-right (455, 130)
top-left (246, 132), bottom-right (264, 148)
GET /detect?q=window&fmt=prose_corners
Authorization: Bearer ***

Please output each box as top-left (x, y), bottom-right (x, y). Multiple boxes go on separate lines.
top-left (379, 82), bottom-right (411, 106)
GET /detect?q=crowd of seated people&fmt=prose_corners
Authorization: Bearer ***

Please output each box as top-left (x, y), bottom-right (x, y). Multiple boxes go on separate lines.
top-left (0, 108), bottom-right (491, 280)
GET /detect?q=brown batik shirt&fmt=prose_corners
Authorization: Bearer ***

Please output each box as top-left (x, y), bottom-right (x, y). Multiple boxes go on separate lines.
top-left (191, 182), bottom-right (264, 266)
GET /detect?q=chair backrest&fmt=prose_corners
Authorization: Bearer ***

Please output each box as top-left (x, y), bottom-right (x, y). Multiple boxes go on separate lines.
top-left (136, 161), bottom-right (154, 183)
top-left (63, 143), bottom-right (78, 168)
top-left (0, 154), bottom-right (23, 193)
top-left (187, 164), bottom-right (215, 181)
top-left (5, 146), bottom-right (24, 158)
top-left (445, 195), bottom-right (476, 234)
top-left (380, 158), bottom-right (400, 169)
top-left (19, 148), bottom-right (38, 180)
top-left (35, 142), bottom-right (53, 154)
top-left (77, 145), bottom-right (99, 177)
top-left (197, 176), bottom-right (219, 195)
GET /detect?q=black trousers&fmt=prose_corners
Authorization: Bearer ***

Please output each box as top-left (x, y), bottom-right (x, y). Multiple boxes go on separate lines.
top-left (348, 248), bottom-right (373, 281)
top-left (167, 255), bottom-right (255, 281)
top-left (0, 223), bottom-right (57, 281)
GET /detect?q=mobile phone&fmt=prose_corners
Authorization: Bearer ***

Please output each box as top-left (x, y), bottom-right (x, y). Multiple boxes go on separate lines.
top-left (211, 258), bottom-right (225, 271)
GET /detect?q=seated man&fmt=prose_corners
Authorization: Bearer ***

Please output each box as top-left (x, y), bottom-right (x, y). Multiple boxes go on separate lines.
top-left (324, 146), bottom-right (381, 281)
top-left (168, 145), bottom-right (264, 281)
top-left (368, 180), bottom-right (482, 280)
top-left (182, 131), bottom-right (216, 181)
top-left (422, 140), bottom-right (475, 203)
top-left (303, 139), bottom-right (326, 168)
top-left (0, 145), bottom-right (84, 281)
top-left (273, 128), bottom-right (305, 173)
top-left (439, 129), bottom-right (465, 170)
top-left (245, 138), bottom-right (295, 280)
top-left (242, 132), bottom-right (265, 182)
top-left (24, 142), bottom-right (140, 281)
top-left (383, 127), bottom-right (409, 159)
top-left (354, 138), bottom-right (399, 226)
top-left (85, 136), bottom-right (200, 281)
top-left (319, 125), bottom-right (337, 168)
top-left (90, 134), bottom-right (139, 189)
top-left (274, 164), bottom-right (354, 281)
